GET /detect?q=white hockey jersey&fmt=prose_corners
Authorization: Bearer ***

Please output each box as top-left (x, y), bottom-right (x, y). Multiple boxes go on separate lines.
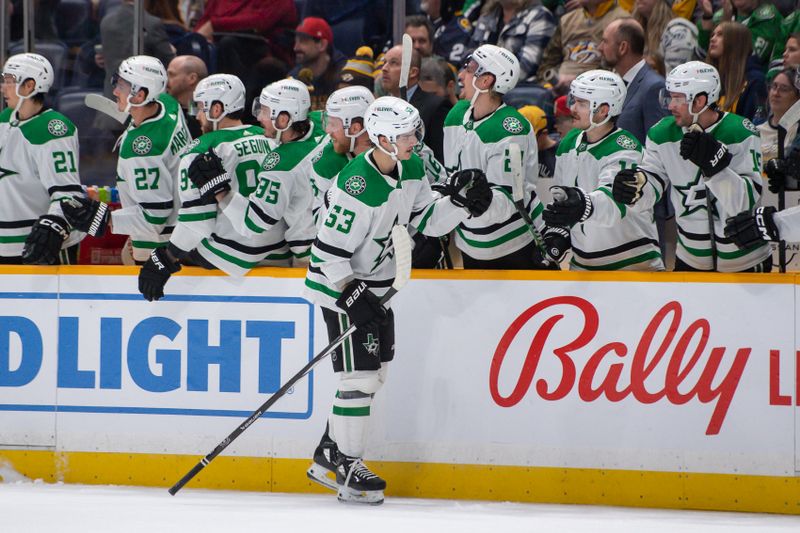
top-left (112, 94), bottom-right (191, 262)
top-left (0, 107), bottom-right (84, 257)
top-left (308, 139), bottom-right (351, 221)
top-left (638, 113), bottom-right (771, 271)
top-left (221, 123), bottom-right (319, 265)
top-left (443, 99), bottom-right (544, 260)
top-left (170, 124), bottom-right (278, 276)
top-left (304, 149), bottom-right (470, 310)
top-left (554, 127), bottom-right (663, 271)
top-left (775, 205), bottom-right (800, 243)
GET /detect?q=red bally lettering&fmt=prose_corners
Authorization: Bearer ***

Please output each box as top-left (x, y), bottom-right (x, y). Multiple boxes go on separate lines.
top-left (489, 297), bottom-right (750, 435)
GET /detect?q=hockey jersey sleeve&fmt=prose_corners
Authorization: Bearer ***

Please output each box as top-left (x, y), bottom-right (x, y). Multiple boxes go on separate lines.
top-left (169, 151), bottom-right (218, 254)
top-left (408, 178), bottom-right (470, 237)
top-left (38, 134), bottom-right (84, 219)
top-left (112, 153), bottom-right (178, 237)
top-left (775, 204), bottom-right (800, 243)
top-left (704, 132), bottom-right (763, 222)
top-left (635, 137), bottom-right (670, 212)
top-left (587, 148), bottom-right (643, 228)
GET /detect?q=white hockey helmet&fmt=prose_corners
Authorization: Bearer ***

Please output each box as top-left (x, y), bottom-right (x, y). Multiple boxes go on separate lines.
top-left (324, 86), bottom-right (374, 153)
top-left (115, 55), bottom-right (167, 113)
top-left (192, 74), bottom-right (245, 130)
top-left (253, 79), bottom-right (311, 123)
top-left (470, 44), bottom-right (520, 95)
top-left (663, 61), bottom-right (720, 123)
top-left (364, 96), bottom-right (425, 160)
top-left (569, 69), bottom-right (626, 131)
top-left (2, 53), bottom-right (54, 95)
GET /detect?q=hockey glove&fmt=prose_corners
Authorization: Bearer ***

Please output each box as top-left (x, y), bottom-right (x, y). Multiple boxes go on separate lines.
top-left (679, 128), bottom-right (731, 178)
top-left (138, 247), bottom-right (181, 302)
top-left (188, 148), bottom-right (230, 203)
top-left (22, 215), bottom-right (69, 265)
top-left (724, 206), bottom-right (780, 249)
top-left (543, 226), bottom-right (571, 263)
top-left (765, 149), bottom-right (800, 193)
top-left (60, 196), bottom-right (111, 237)
top-left (543, 186), bottom-right (593, 227)
top-left (336, 280), bottom-right (387, 330)
top-left (612, 168), bottom-right (648, 206)
top-left (411, 233), bottom-right (444, 268)
top-left (442, 168), bottom-right (492, 216)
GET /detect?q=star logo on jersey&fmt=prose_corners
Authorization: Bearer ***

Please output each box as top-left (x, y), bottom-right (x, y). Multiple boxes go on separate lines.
top-left (502, 117), bottom-right (523, 134)
top-left (674, 169), bottom-right (717, 218)
top-left (344, 175), bottom-right (366, 196)
top-left (362, 333), bottom-right (380, 356)
top-left (0, 149), bottom-right (18, 182)
top-left (311, 148), bottom-right (324, 164)
top-left (47, 119), bottom-right (68, 137)
top-left (132, 135), bottom-right (152, 155)
top-left (262, 151), bottom-right (281, 171)
top-left (616, 135), bottom-right (637, 150)
top-left (370, 218), bottom-right (398, 273)
top-left (742, 119), bottom-right (758, 134)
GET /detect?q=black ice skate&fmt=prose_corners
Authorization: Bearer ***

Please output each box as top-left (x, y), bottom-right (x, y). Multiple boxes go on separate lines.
top-left (336, 455), bottom-right (386, 505)
top-left (306, 430), bottom-right (340, 491)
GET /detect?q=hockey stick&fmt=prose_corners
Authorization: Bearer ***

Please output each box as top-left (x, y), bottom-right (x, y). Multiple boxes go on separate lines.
top-left (84, 93), bottom-right (129, 124)
top-left (399, 33), bottom-right (412, 101)
top-left (776, 125), bottom-right (787, 273)
top-left (509, 143), bottom-right (555, 266)
top-left (687, 124), bottom-right (718, 271)
top-left (168, 225), bottom-right (413, 496)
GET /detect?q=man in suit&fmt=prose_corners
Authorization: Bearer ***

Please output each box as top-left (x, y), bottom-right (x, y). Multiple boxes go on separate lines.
top-left (380, 44), bottom-right (451, 162)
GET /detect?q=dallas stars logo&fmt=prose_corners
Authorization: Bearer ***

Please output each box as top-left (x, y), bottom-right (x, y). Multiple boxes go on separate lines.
top-left (674, 169), bottom-right (717, 218)
top-left (47, 119), bottom-right (68, 137)
top-left (370, 218), bottom-right (398, 273)
top-left (0, 149), bottom-right (18, 182)
top-left (263, 151), bottom-right (281, 171)
top-left (502, 116), bottom-right (523, 134)
top-left (362, 333), bottom-right (380, 355)
top-left (132, 135), bottom-right (152, 155)
top-left (344, 175), bottom-right (366, 196)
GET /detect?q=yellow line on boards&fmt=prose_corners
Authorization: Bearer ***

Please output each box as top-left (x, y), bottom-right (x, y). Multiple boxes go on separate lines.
top-left (0, 450), bottom-right (797, 515)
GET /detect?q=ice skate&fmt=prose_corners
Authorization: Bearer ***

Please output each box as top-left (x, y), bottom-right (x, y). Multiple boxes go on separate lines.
top-left (336, 455), bottom-right (386, 505)
top-left (306, 431), bottom-right (340, 491)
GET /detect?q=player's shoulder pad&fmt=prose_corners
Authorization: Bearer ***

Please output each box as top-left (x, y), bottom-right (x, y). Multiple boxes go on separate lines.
top-left (444, 99), bottom-right (471, 127)
top-left (335, 152), bottom-right (394, 207)
top-left (263, 133), bottom-right (318, 172)
top-left (556, 128), bottom-right (583, 156)
top-left (119, 101), bottom-right (181, 159)
top-left (646, 115), bottom-right (682, 145)
top-left (313, 141), bottom-right (350, 178)
top-left (399, 152), bottom-right (426, 181)
top-left (19, 109), bottom-right (76, 145)
top-left (714, 112), bottom-right (760, 144)
top-left (586, 129), bottom-right (642, 161)
top-left (475, 104), bottom-right (531, 144)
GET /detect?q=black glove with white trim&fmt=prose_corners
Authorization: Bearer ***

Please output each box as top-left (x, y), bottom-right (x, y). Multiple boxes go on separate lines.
top-left (60, 196), bottom-right (111, 237)
top-left (543, 186), bottom-right (593, 227)
top-left (612, 168), bottom-right (647, 206)
top-left (138, 247), bottom-right (182, 301)
top-left (765, 148), bottom-right (800, 193)
top-left (543, 226), bottom-right (571, 263)
top-left (441, 168), bottom-right (493, 217)
top-left (680, 127), bottom-right (731, 178)
top-left (22, 215), bottom-right (70, 265)
top-left (188, 148), bottom-right (230, 203)
top-left (724, 206), bottom-right (780, 249)
top-left (336, 280), bottom-right (387, 330)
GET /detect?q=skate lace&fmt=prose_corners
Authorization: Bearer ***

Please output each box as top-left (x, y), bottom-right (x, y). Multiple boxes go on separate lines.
top-left (344, 458), bottom-right (377, 487)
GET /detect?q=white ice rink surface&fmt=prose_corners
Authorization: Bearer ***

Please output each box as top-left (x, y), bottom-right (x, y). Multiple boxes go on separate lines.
top-left (1, 482), bottom-right (800, 533)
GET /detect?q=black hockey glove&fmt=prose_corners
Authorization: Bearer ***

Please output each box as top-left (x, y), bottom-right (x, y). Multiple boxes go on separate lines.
top-left (411, 233), bottom-right (444, 268)
top-left (679, 127), bottom-right (731, 178)
top-left (543, 226), bottom-right (571, 263)
top-left (442, 168), bottom-right (492, 217)
top-left (60, 196), bottom-right (111, 237)
top-left (612, 168), bottom-right (648, 206)
top-left (543, 186), bottom-right (593, 227)
top-left (336, 280), bottom-right (387, 330)
top-left (138, 247), bottom-right (181, 302)
top-left (724, 206), bottom-right (780, 249)
top-left (22, 215), bottom-right (70, 265)
top-left (765, 149), bottom-right (800, 194)
top-left (188, 148), bottom-right (230, 203)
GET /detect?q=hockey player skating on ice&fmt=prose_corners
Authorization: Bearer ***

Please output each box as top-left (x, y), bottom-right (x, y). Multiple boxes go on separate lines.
top-left (130, 74), bottom-right (274, 300)
top-left (543, 70), bottom-right (664, 271)
top-left (443, 44), bottom-right (552, 269)
top-left (612, 61), bottom-right (771, 272)
top-left (304, 96), bottom-right (493, 504)
top-left (185, 79), bottom-right (318, 272)
top-left (60, 56), bottom-right (191, 264)
top-left (0, 53), bottom-right (85, 264)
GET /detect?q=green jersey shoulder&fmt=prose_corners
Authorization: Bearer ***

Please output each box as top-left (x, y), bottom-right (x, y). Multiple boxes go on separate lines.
top-left (18, 109), bottom-right (76, 145)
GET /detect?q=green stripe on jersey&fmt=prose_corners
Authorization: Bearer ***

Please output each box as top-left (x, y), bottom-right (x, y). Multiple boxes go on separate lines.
top-left (201, 239), bottom-right (258, 269)
top-left (132, 240), bottom-right (168, 249)
top-left (571, 250), bottom-right (661, 271)
top-left (304, 278), bottom-right (342, 300)
top-left (332, 405), bottom-right (370, 416)
top-left (456, 224), bottom-right (528, 248)
top-left (677, 235), bottom-right (763, 259)
top-left (0, 235), bottom-right (28, 243)
top-left (178, 212), bottom-right (216, 222)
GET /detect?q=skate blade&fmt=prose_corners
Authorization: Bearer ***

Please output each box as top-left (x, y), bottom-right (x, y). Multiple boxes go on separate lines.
top-left (306, 464), bottom-right (338, 491)
top-left (337, 485), bottom-right (384, 505)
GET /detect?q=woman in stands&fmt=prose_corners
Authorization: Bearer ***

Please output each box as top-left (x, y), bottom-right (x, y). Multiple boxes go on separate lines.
top-left (632, 0), bottom-right (699, 75)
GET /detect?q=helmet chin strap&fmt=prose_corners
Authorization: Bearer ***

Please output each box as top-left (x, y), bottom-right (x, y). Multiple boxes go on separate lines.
top-left (585, 105), bottom-right (612, 133)
top-left (376, 140), bottom-right (400, 162)
top-left (345, 125), bottom-right (365, 154)
top-left (270, 113), bottom-right (293, 146)
top-left (463, 76), bottom-right (488, 125)
top-left (10, 82), bottom-right (34, 127)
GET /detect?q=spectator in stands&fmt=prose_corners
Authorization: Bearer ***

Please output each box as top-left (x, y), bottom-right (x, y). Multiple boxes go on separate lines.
top-left (783, 34), bottom-right (800, 70)
top-left (632, 0), bottom-right (698, 75)
top-left (518, 105), bottom-right (558, 178)
top-left (290, 17), bottom-right (347, 111)
top-left (420, 0), bottom-right (473, 65)
top-left (707, 21), bottom-right (768, 123)
top-left (166, 55), bottom-right (208, 138)
top-left (147, 0), bottom-right (189, 44)
top-left (100, 0), bottom-right (176, 100)
top-left (553, 95), bottom-right (573, 138)
top-left (380, 44), bottom-right (451, 161)
top-left (195, 0), bottom-right (297, 70)
top-left (759, 68), bottom-right (800, 164)
top-left (405, 15), bottom-right (436, 58)
top-left (337, 47), bottom-right (377, 91)
top-left (468, 0), bottom-right (556, 83)
top-left (418, 57), bottom-right (459, 107)
top-left (538, 0), bottom-right (629, 94)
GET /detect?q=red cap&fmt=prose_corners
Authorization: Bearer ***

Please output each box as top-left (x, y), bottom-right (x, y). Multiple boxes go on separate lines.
top-left (296, 17), bottom-right (334, 45)
top-left (555, 95), bottom-right (570, 118)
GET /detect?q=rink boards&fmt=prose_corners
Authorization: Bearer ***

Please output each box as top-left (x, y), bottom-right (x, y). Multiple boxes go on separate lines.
top-left (0, 265), bottom-right (798, 514)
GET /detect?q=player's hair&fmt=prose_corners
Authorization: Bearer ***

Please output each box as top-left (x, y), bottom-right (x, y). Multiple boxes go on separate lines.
top-left (290, 118), bottom-right (311, 138)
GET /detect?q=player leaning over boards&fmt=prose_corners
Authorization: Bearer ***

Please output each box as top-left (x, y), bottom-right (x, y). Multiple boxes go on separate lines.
top-left (443, 44), bottom-right (552, 269)
top-left (0, 53), bottom-right (85, 265)
top-left (304, 96), bottom-right (493, 505)
top-left (612, 61), bottom-right (772, 272)
top-left (61, 56), bottom-right (191, 265)
top-left (184, 79), bottom-right (318, 271)
top-left (542, 70), bottom-right (664, 271)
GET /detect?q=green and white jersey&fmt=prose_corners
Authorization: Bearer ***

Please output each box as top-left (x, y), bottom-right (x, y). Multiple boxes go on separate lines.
top-left (304, 149), bottom-right (470, 310)
top-left (0, 107), bottom-right (84, 257)
top-left (555, 127), bottom-right (663, 271)
top-left (443, 99), bottom-right (544, 260)
top-left (414, 141), bottom-right (447, 185)
top-left (171, 124), bottom-right (276, 276)
top-left (221, 123), bottom-right (320, 265)
top-left (309, 139), bottom-right (351, 222)
top-left (112, 94), bottom-right (191, 262)
top-left (775, 205), bottom-right (800, 243)
top-left (640, 113), bottom-right (770, 272)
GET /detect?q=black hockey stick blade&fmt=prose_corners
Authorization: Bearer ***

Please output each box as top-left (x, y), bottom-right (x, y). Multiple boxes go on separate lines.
top-left (168, 225), bottom-right (413, 495)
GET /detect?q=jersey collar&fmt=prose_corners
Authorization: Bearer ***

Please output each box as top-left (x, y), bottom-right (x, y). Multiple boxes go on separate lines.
top-left (365, 148), bottom-right (402, 188)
